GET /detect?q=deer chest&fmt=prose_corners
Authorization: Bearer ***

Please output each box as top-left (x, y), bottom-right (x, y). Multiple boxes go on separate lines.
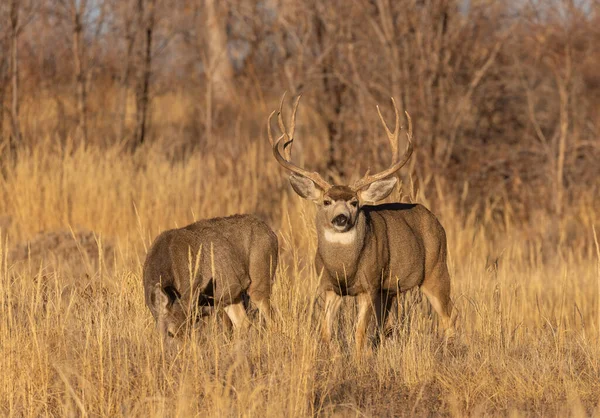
top-left (317, 256), bottom-right (387, 296)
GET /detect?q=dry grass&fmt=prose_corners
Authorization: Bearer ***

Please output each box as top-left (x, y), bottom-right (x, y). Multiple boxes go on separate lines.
top-left (0, 135), bottom-right (599, 417)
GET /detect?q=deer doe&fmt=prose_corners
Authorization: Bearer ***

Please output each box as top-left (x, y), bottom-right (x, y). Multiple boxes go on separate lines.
top-left (143, 214), bottom-right (278, 343)
top-left (268, 93), bottom-right (455, 351)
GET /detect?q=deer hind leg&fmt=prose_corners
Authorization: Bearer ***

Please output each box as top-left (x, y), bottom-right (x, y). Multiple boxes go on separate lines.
top-left (253, 298), bottom-right (273, 326)
top-left (420, 267), bottom-right (455, 340)
top-left (374, 292), bottom-right (397, 345)
top-left (247, 281), bottom-right (274, 327)
top-left (220, 308), bottom-right (233, 332)
top-left (247, 250), bottom-right (277, 327)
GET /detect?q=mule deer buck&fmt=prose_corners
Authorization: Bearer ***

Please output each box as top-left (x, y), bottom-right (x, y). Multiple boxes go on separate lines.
top-left (268, 94), bottom-right (455, 351)
top-left (143, 215), bottom-right (278, 343)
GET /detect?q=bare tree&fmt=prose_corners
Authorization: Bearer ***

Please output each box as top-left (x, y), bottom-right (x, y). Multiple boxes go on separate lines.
top-left (205, 0), bottom-right (234, 100)
top-left (52, 0), bottom-right (107, 143)
top-left (313, 2), bottom-right (348, 178)
top-left (69, 0), bottom-right (89, 142)
top-left (9, 0), bottom-right (21, 150)
top-left (113, 0), bottom-right (138, 143)
top-left (0, 4), bottom-right (9, 146)
top-left (518, 0), bottom-right (577, 218)
top-left (203, 0), bottom-right (235, 142)
top-left (134, 0), bottom-right (156, 146)
top-left (4, 0), bottom-right (37, 154)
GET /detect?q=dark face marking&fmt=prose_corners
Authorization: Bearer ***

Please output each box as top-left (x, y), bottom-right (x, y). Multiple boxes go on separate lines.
top-left (320, 186), bottom-right (360, 232)
top-left (325, 186), bottom-right (357, 201)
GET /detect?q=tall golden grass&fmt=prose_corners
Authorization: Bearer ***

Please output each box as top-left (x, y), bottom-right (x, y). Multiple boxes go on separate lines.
top-left (0, 129), bottom-right (599, 416)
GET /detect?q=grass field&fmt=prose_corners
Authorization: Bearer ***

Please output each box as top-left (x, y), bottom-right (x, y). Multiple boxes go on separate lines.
top-left (1, 137), bottom-right (599, 417)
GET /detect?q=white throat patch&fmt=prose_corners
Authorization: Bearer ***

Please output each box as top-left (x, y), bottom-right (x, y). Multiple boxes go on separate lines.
top-left (323, 229), bottom-right (357, 245)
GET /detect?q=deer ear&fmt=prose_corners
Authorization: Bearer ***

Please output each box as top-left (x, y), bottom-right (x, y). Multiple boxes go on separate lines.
top-left (152, 285), bottom-right (170, 314)
top-left (358, 177), bottom-right (398, 204)
top-left (289, 174), bottom-right (323, 201)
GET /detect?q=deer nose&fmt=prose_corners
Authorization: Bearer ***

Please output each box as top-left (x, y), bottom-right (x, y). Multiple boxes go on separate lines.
top-left (332, 214), bottom-right (349, 227)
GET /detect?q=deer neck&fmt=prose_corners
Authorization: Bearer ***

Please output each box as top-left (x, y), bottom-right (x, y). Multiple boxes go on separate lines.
top-left (316, 211), bottom-right (367, 279)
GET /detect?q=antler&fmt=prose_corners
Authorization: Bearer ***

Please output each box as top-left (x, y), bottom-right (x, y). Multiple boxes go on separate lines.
top-left (268, 93), bottom-right (332, 191)
top-left (351, 98), bottom-right (413, 191)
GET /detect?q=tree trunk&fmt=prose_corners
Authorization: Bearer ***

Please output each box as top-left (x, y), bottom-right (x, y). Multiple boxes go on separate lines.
top-left (0, 77), bottom-right (5, 147)
top-left (10, 0), bottom-right (20, 151)
top-left (71, 1), bottom-right (88, 142)
top-left (205, 0), bottom-right (234, 100)
top-left (0, 46), bottom-right (8, 146)
top-left (135, 0), bottom-right (155, 146)
top-left (117, 11), bottom-right (136, 143)
top-left (314, 11), bottom-right (345, 179)
top-left (203, 0), bottom-right (234, 143)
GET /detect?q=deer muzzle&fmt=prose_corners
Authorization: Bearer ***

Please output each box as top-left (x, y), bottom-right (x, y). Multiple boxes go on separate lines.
top-left (332, 214), bottom-right (349, 228)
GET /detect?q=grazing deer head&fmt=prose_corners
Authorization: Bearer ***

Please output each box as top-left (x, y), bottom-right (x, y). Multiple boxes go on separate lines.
top-left (149, 284), bottom-right (187, 341)
top-left (268, 94), bottom-right (454, 352)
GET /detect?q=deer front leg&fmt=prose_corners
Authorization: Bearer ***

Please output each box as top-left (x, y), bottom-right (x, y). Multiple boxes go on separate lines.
top-left (321, 290), bottom-right (343, 343)
top-left (355, 292), bottom-right (375, 352)
top-left (224, 300), bottom-right (251, 332)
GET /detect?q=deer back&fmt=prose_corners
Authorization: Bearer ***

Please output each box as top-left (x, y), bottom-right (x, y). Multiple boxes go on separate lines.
top-left (144, 214), bottom-right (277, 309)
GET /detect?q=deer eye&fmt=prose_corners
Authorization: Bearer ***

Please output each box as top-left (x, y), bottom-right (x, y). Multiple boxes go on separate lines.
top-left (350, 200), bottom-right (358, 207)
top-left (167, 330), bottom-right (175, 338)
top-left (323, 200), bottom-right (332, 206)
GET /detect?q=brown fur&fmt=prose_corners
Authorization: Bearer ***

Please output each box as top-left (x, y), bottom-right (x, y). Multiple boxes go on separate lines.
top-left (269, 94), bottom-right (453, 351)
top-left (143, 214), bottom-right (278, 342)
top-left (317, 203), bottom-right (447, 295)
top-left (326, 186), bottom-right (356, 201)
top-left (315, 197), bottom-right (455, 351)
top-left (288, 177), bottom-right (454, 351)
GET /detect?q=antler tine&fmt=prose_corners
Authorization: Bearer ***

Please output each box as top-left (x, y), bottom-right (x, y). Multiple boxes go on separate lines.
top-left (405, 110), bottom-right (413, 143)
top-left (268, 92), bottom-right (288, 147)
top-left (268, 93), bottom-right (332, 191)
top-left (376, 97), bottom-right (400, 162)
top-left (276, 93), bottom-right (302, 161)
top-left (285, 95), bottom-right (302, 160)
top-left (276, 91), bottom-right (288, 141)
top-left (267, 109), bottom-right (278, 146)
top-left (352, 105), bottom-right (414, 191)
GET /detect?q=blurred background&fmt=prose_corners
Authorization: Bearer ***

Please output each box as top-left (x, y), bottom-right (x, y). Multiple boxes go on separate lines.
top-left (0, 0), bottom-right (599, 245)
